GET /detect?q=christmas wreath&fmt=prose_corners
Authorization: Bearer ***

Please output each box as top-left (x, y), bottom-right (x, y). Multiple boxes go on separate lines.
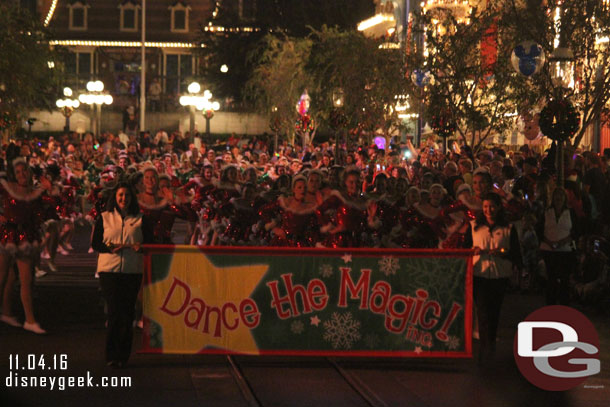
top-left (295, 114), bottom-right (315, 132)
top-left (0, 111), bottom-right (15, 131)
top-left (429, 109), bottom-right (456, 139)
top-left (539, 99), bottom-right (580, 141)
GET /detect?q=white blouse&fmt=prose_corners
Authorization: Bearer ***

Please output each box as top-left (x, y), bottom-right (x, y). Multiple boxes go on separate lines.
top-left (540, 208), bottom-right (572, 252)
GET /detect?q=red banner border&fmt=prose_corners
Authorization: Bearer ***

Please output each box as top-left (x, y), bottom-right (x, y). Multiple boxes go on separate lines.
top-left (141, 245), bottom-right (474, 359)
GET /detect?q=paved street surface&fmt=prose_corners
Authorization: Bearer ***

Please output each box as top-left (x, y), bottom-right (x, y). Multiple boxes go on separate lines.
top-left (1, 221), bottom-right (609, 407)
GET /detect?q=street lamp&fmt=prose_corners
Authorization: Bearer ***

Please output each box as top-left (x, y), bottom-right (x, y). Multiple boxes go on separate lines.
top-left (547, 44), bottom-right (576, 187)
top-left (79, 80), bottom-right (112, 136)
top-left (549, 46), bottom-right (575, 90)
top-left (270, 106), bottom-right (280, 153)
top-left (331, 88), bottom-right (346, 164)
top-left (332, 88), bottom-right (344, 108)
top-left (181, 82), bottom-right (202, 137)
top-left (179, 83), bottom-right (220, 138)
top-left (56, 87), bottom-right (80, 133)
top-left (202, 98), bottom-right (220, 138)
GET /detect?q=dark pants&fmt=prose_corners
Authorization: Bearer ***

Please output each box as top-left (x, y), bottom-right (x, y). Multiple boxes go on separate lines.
top-left (99, 273), bottom-right (142, 364)
top-left (541, 251), bottom-right (574, 305)
top-left (474, 277), bottom-right (508, 355)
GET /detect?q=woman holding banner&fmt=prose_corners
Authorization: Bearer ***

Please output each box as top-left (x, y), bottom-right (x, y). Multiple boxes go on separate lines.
top-left (467, 192), bottom-right (522, 363)
top-left (92, 181), bottom-right (152, 368)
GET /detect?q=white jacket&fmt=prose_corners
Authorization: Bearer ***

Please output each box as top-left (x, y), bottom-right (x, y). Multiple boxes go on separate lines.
top-left (94, 210), bottom-right (144, 274)
top-left (539, 208), bottom-right (573, 252)
top-left (470, 220), bottom-right (516, 279)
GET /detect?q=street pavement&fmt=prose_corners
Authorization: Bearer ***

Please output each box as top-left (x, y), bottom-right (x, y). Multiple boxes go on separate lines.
top-left (1, 221), bottom-right (609, 407)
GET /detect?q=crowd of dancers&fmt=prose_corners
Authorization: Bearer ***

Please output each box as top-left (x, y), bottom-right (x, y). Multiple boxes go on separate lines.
top-left (1, 131), bottom-right (609, 334)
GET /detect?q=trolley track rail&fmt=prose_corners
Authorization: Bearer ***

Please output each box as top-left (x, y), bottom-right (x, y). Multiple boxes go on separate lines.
top-left (225, 355), bottom-right (388, 407)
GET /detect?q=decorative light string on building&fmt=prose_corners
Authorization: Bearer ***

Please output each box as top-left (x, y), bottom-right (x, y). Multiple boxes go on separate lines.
top-left (49, 40), bottom-right (197, 48)
top-left (44, 0), bottom-right (58, 27)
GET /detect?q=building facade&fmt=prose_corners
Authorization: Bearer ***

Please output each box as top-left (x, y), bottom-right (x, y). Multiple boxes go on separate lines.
top-left (43, 0), bottom-right (214, 114)
top-left (31, 0), bottom-right (269, 135)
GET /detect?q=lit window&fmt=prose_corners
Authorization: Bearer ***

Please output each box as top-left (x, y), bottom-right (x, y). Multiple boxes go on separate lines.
top-left (169, 1), bottom-right (190, 33)
top-left (68, 1), bottom-right (89, 31)
top-left (119, 1), bottom-right (140, 32)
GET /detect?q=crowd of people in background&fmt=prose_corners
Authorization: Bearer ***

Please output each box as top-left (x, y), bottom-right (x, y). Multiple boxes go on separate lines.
top-left (0, 128), bottom-right (609, 341)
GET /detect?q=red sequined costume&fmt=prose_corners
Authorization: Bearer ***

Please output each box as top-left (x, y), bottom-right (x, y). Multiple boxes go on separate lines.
top-left (86, 185), bottom-right (105, 221)
top-left (58, 177), bottom-right (79, 219)
top-left (139, 198), bottom-right (195, 244)
top-left (437, 201), bottom-right (477, 249)
top-left (317, 190), bottom-right (371, 248)
top-left (393, 201), bottom-right (476, 249)
top-left (269, 196), bottom-right (318, 247)
top-left (0, 179), bottom-right (57, 257)
top-left (220, 197), bottom-right (266, 245)
top-left (369, 195), bottom-right (398, 246)
top-left (393, 206), bottom-right (438, 248)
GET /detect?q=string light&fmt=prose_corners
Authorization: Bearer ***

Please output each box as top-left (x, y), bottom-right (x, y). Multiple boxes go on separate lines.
top-left (358, 14), bottom-right (395, 32)
top-left (204, 26), bottom-right (259, 32)
top-left (44, 0), bottom-right (58, 27)
top-left (49, 40), bottom-right (198, 48)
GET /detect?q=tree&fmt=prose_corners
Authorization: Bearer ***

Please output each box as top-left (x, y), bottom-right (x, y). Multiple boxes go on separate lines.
top-left (245, 33), bottom-right (313, 145)
top-left (197, 0), bottom-right (375, 110)
top-left (404, 3), bottom-right (524, 154)
top-left (306, 26), bottom-right (407, 139)
top-left (246, 26), bottom-right (408, 146)
top-left (196, 6), bottom-right (265, 109)
top-left (0, 4), bottom-right (63, 138)
top-left (502, 0), bottom-right (610, 149)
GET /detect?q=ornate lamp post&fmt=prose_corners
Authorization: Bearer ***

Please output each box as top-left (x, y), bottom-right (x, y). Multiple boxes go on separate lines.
top-left (549, 46), bottom-right (575, 90)
top-left (331, 88), bottom-right (346, 164)
top-left (180, 81), bottom-right (201, 137)
top-left (201, 95), bottom-right (220, 138)
top-left (56, 87), bottom-right (80, 133)
top-left (79, 81), bottom-right (113, 136)
top-left (180, 83), bottom-right (219, 138)
top-left (547, 43), bottom-right (577, 187)
top-left (270, 106), bottom-right (280, 153)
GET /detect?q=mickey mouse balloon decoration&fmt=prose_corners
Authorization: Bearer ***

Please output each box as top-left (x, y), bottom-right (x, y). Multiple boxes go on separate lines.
top-left (411, 69), bottom-right (435, 88)
top-left (511, 41), bottom-right (545, 77)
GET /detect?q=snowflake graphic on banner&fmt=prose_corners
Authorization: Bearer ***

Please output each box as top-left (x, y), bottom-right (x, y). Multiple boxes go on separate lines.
top-left (291, 320), bottom-right (304, 334)
top-left (323, 312), bottom-right (361, 349)
top-left (378, 256), bottom-right (400, 276)
top-left (446, 335), bottom-right (460, 350)
top-left (319, 264), bottom-right (333, 278)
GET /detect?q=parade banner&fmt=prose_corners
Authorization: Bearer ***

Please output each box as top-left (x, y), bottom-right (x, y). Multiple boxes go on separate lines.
top-left (141, 246), bottom-right (473, 358)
